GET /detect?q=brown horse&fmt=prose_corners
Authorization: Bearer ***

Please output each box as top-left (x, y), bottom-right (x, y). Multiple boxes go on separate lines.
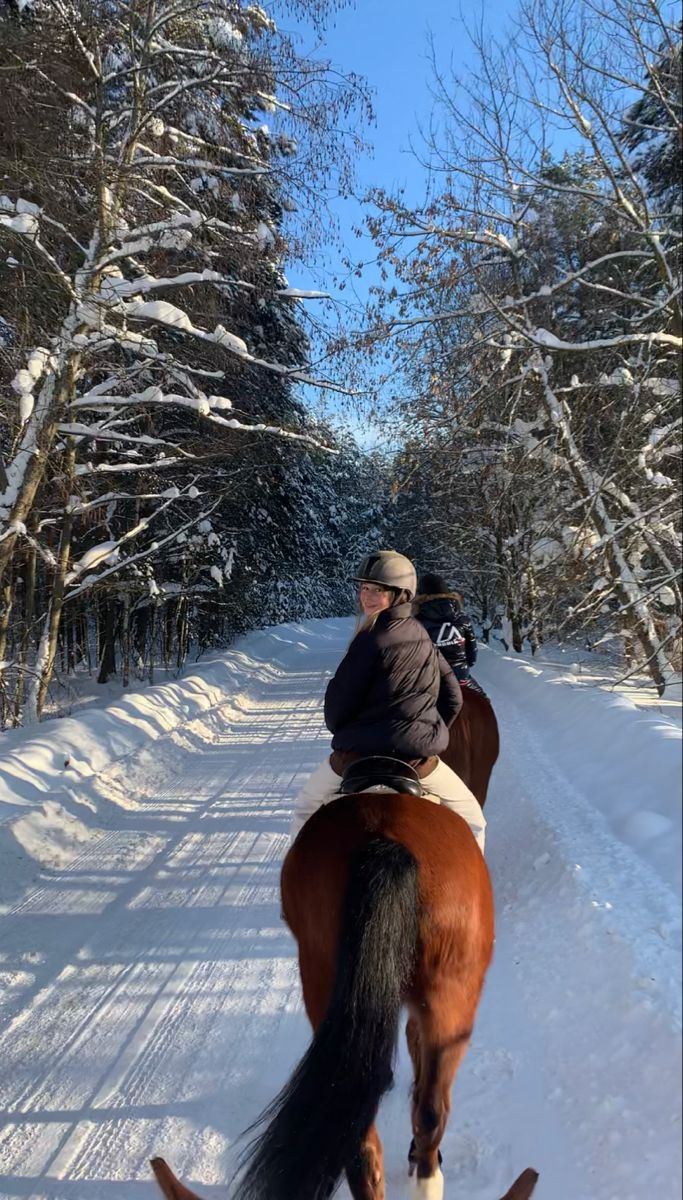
top-left (152, 792), bottom-right (536, 1200)
top-left (442, 685), bottom-right (500, 808)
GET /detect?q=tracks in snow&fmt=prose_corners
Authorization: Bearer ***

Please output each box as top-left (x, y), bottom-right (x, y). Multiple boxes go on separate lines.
top-left (0, 627), bottom-right (679, 1200)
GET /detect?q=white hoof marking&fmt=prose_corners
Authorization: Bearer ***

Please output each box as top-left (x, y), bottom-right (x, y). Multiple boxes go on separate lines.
top-left (408, 1167), bottom-right (444, 1199)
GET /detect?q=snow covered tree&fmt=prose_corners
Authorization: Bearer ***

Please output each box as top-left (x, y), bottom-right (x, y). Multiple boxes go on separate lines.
top-left (216, 430), bottom-right (391, 633)
top-left (621, 21), bottom-right (682, 217)
top-left (361, 0), bottom-right (681, 692)
top-left (0, 0), bottom-right (372, 720)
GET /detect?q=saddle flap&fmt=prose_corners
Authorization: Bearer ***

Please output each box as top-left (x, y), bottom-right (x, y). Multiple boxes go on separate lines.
top-left (338, 755), bottom-right (423, 799)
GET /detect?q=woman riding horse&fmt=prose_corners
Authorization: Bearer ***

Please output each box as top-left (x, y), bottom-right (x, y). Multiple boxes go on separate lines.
top-left (150, 553), bottom-right (534, 1198)
top-left (413, 572), bottom-right (480, 689)
top-left (290, 550), bottom-right (486, 852)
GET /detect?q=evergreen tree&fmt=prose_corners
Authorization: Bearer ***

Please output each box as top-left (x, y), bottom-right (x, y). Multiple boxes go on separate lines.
top-left (0, 0), bottom-right (375, 721)
top-left (621, 23), bottom-right (682, 215)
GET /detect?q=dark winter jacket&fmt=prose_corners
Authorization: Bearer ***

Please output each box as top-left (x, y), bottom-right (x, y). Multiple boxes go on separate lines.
top-left (324, 601), bottom-right (462, 759)
top-left (413, 592), bottom-right (478, 677)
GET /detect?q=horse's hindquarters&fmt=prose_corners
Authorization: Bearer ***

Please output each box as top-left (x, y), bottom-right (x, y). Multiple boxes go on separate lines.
top-left (284, 792), bottom-right (494, 1002)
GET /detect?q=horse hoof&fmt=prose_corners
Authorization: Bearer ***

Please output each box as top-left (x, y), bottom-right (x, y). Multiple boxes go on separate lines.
top-left (408, 1168), bottom-right (444, 1199)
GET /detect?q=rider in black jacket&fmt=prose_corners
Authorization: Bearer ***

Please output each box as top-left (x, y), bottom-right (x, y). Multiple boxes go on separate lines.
top-left (413, 573), bottom-right (479, 684)
top-left (324, 597), bottom-right (461, 758)
top-left (290, 552), bottom-right (486, 850)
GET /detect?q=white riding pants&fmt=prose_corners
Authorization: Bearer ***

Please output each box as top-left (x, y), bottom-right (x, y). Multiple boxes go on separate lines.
top-left (289, 756), bottom-right (486, 852)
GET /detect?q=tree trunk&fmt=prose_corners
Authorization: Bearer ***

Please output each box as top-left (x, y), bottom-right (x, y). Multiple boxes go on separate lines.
top-left (510, 608), bottom-right (524, 654)
top-left (135, 607), bottom-right (149, 678)
top-left (0, 576), bottom-right (13, 730)
top-left (149, 604), bottom-right (157, 685)
top-left (13, 542), bottom-right (37, 723)
top-left (121, 593), bottom-right (131, 688)
top-left (97, 598), bottom-right (117, 684)
top-left (480, 593), bottom-right (491, 644)
top-left (0, 354), bottom-right (82, 586)
top-left (164, 602), bottom-right (173, 670)
top-left (0, 578), bottom-right (13, 670)
top-left (25, 452), bottom-right (76, 722)
top-left (524, 568), bottom-right (543, 655)
top-left (82, 609), bottom-right (92, 673)
top-left (176, 597), bottom-right (188, 670)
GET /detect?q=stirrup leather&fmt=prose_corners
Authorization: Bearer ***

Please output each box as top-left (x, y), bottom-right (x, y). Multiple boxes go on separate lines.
top-left (339, 755), bottom-right (423, 799)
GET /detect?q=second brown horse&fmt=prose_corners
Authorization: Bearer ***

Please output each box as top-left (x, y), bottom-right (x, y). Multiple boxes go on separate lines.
top-left (443, 685), bottom-right (500, 808)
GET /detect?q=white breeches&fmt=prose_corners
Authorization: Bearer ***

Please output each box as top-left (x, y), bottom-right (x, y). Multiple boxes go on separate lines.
top-left (289, 756), bottom-right (486, 852)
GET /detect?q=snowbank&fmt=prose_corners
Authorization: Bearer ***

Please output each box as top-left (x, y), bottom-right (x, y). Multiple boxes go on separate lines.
top-left (477, 644), bottom-right (682, 895)
top-left (1, 619), bottom-right (680, 914)
top-left (0, 622), bottom-right (322, 907)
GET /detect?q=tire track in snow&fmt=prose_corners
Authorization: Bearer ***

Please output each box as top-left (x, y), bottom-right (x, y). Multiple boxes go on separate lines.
top-left (0, 658), bottom-right (323, 1198)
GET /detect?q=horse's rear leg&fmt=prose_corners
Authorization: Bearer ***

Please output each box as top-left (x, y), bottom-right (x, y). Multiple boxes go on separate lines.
top-left (407, 1015), bottom-right (437, 1179)
top-left (345, 1124), bottom-right (385, 1200)
top-left (406, 1016), bottom-right (421, 1082)
top-left (408, 995), bottom-right (476, 1198)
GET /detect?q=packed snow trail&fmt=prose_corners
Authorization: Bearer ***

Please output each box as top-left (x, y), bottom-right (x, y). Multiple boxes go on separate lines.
top-left (0, 620), bottom-right (679, 1200)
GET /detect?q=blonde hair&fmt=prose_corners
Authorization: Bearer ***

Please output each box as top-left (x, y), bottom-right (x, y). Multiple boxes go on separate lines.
top-left (350, 611), bottom-right (380, 641)
top-left (348, 587), bottom-right (408, 644)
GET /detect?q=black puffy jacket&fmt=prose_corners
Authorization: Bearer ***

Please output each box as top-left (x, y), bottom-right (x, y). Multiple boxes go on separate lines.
top-left (324, 602), bottom-right (462, 759)
top-left (413, 593), bottom-right (478, 675)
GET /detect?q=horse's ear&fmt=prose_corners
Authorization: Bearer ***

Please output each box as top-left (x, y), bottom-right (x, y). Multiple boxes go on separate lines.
top-left (500, 1168), bottom-right (539, 1200)
top-left (150, 1157), bottom-right (206, 1200)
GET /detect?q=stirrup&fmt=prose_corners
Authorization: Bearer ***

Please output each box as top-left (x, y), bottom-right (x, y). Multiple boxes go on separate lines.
top-left (339, 756), bottom-right (423, 799)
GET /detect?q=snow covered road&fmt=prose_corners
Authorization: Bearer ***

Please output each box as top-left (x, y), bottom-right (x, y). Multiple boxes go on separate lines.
top-left (0, 620), bottom-right (680, 1200)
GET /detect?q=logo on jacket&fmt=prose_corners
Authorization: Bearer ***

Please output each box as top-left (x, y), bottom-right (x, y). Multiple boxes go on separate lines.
top-left (436, 622), bottom-right (465, 648)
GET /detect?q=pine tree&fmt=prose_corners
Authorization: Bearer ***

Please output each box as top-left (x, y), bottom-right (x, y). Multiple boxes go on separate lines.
top-left (621, 23), bottom-right (682, 215)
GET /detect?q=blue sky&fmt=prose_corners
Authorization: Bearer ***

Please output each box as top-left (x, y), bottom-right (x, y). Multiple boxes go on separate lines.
top-left (275, 0), bottom-right (677, 445)
top-left (283, 0), bottom-right (517, 296)
top-left (277, 0), bottom-right (519, 437)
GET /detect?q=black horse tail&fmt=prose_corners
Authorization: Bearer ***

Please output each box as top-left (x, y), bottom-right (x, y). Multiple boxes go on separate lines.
top-left (235, 835), bottom-right (420, 1200)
